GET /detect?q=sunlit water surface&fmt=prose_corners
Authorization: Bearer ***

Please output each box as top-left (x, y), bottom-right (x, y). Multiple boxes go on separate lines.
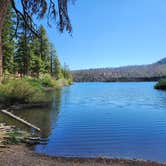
top-left (1, 82), bottom-right (166, 163)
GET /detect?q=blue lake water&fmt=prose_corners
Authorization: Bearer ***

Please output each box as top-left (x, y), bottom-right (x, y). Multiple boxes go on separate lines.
top-left (1, 82), bottom-right (166, 163)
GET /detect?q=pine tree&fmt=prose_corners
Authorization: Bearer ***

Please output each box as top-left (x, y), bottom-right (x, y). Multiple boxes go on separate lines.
top-left (15, 24), bottom-right (53, 77)
top-left (14, 16), bottom-right (32, 76)
top-left (14, 35), bottom-right (26, 76)
top-left (62, 63), bottom-right (73, 82)
top-left (29, 34), bottom-right (42, 76)
top-left (54, 56), bottom-right (63, 80)
top-left (39, 26), bottom-right (51, 74)
top-left (50, 43), bottom-right (57, 75)
top-left (0, 0), bottom-right (72, 81)
top-left (2, 7), bottom-right (15, 74)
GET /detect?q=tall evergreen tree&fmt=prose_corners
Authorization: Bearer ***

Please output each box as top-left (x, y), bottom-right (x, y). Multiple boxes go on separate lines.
top-left (0, 0), bottom-right (72, 81)
top-left (62, 63), bottom-right (73, 82)
top-left (2, 7), bottom-right (15, 74)
top-left (50, 43), bottom-right (57, 75)
top-left (15, 35), bottom-right (27, 76)
top-left (15, 25), bottom-right (54, 77)
top-left (14, 15), bottom-right (33, 76)
top-left (1, 6), bottom-right (71, 80)
top-left (54, 56), bottom-right (63, 79)
top-left (29, 35), bottom-right (42, 76)
top-left (39, 26), bottom-right (51, 74)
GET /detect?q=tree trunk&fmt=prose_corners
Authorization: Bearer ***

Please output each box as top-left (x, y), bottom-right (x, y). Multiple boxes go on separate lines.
top-left (0, 0), bottom-right (10, 81)
top-left (51, 55), bottom-right (53, 74)
top-left (0, 27), bottom-right (2, 82)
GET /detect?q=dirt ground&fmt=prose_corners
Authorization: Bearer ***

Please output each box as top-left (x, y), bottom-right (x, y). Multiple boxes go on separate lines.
top-left (0, 145), bottom-right (166, 166)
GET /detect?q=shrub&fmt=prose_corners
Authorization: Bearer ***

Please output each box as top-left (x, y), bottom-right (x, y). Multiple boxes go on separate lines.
top-left (154, 79), bottom-right (166, 90)
top-left (5, 130), bottom-right (30, 144)
top-left (0, 79), bottom-right (45, 103)
top-left (24, 77), bottom-right (43, 91)
top-left (39, 74), bottom-right (56, 87)
top-left (0, 74), bottom-right (72, 105)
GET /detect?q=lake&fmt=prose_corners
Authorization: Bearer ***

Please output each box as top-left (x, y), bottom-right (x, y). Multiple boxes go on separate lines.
top-left (1, 82), bottom-right (166, 163)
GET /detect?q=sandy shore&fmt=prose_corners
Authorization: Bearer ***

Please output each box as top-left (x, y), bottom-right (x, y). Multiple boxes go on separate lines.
top-left (0, 145), bottom-right (165, 166)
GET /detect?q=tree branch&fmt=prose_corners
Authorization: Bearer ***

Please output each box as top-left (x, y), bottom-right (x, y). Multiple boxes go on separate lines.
top-left (10, 0), bottom-right (39, 36)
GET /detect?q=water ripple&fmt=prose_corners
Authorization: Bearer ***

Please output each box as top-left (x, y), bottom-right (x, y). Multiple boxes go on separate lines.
top-left (33, 82), bottom-right (166, 163)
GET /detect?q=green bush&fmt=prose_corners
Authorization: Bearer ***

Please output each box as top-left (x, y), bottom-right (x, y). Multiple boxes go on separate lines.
top-left (154, 79), bottom-right (166, 90)
top-left (24, 77), bottom-right (43, 91)
top-left (39, 74), bottom-right (56, 87)
top-left (0, 74), bottom-right (72, 105)
top-left (0, 79), bottom-right (45, 103)
top-left (53, 79), bottom-right (70, 88)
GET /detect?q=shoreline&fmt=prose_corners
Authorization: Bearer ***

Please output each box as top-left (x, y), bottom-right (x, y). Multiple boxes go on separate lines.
top-left (0, 145), bottom-right (165, 166)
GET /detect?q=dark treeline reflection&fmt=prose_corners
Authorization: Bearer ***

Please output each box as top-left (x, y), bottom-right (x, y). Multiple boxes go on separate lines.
top-left (0, 89), bottom-right (62, 138)
top-left (50, 88), bottom-right (62, 129)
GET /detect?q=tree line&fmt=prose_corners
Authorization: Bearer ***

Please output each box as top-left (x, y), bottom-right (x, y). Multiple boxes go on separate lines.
top-left (2, 7), bottom-right (72, 81)
top-left (72, 58), bottom-right (166, 82)
top-left (0, 0), bottom-right (72, 81)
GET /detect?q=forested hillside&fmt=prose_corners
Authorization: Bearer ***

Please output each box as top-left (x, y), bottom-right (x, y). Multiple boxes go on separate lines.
top-left (72, 58), bottom-right (166, 82)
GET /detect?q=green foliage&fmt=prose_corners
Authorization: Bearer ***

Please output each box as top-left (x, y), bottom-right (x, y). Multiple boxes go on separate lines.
top-left (5, 130), bottom-right (30, 145)
top-left (29, 37), bottom-right (42, 76)
top-left (50, 43), bottom-right (56, 74)
top-left (38, 26), bottom-right (51, 74)
top-left (6, 131), bottom-right (21, 144)
top-left (0, 79), bottom-right (45, 103)
top-left (1, 10), bottom-right (73, 105)
top-left (1, 10), bottom-right (73, 84)
top-left (15, 35), bottom-right (27, 75)
top-left (3, 71), bottom-right (15, 82)
top-left (14, 23), bottom-right (51, 76)
top-left (62, 64), bottom-right (73, 84)
top-left (154, 79), bottom-right (166, 90)
top-left (57, 79), bottom-right (71, 87)
top-left (2, 7), bottom-right (15, 74)
top-left (23, 76), bottom-right (43, 91)
top-left (54, 56), bottom-right (63, 79)
top-left (0, 73), bottom-right (72, 105)
top-left (39, 74), bottom-right (56, 87)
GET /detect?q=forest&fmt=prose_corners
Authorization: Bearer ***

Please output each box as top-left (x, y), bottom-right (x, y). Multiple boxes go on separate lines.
top-left (72, 58), bottom-right (166, 82)
top-left (0, 7), bottom-right (72, 105)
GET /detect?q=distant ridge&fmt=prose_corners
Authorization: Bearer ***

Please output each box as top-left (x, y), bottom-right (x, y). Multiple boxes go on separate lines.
top-left (155, 57), bottom-right (166, 65)
top-left (72, 58), bottom-right (166, 82)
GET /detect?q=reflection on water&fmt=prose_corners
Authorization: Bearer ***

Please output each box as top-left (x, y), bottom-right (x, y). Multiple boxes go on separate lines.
top-left (50, 89), bottom-right (62, 132)
top-left (0, 89), bottom-right (62, 138)
top-left (1, 83), bottom-right (166, 163)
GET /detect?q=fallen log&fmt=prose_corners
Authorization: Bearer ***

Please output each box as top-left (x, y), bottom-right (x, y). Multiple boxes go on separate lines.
top-left (1, 110), bottom-right (40, 132)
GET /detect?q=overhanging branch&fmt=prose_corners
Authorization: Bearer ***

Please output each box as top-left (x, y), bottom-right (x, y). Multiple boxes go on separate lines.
top-left (10, 0), bottom-right (39, 37)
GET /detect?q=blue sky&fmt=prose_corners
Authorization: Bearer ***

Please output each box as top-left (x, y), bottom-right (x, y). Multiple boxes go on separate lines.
top-left (38, 0), bottom-right (166, 70)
